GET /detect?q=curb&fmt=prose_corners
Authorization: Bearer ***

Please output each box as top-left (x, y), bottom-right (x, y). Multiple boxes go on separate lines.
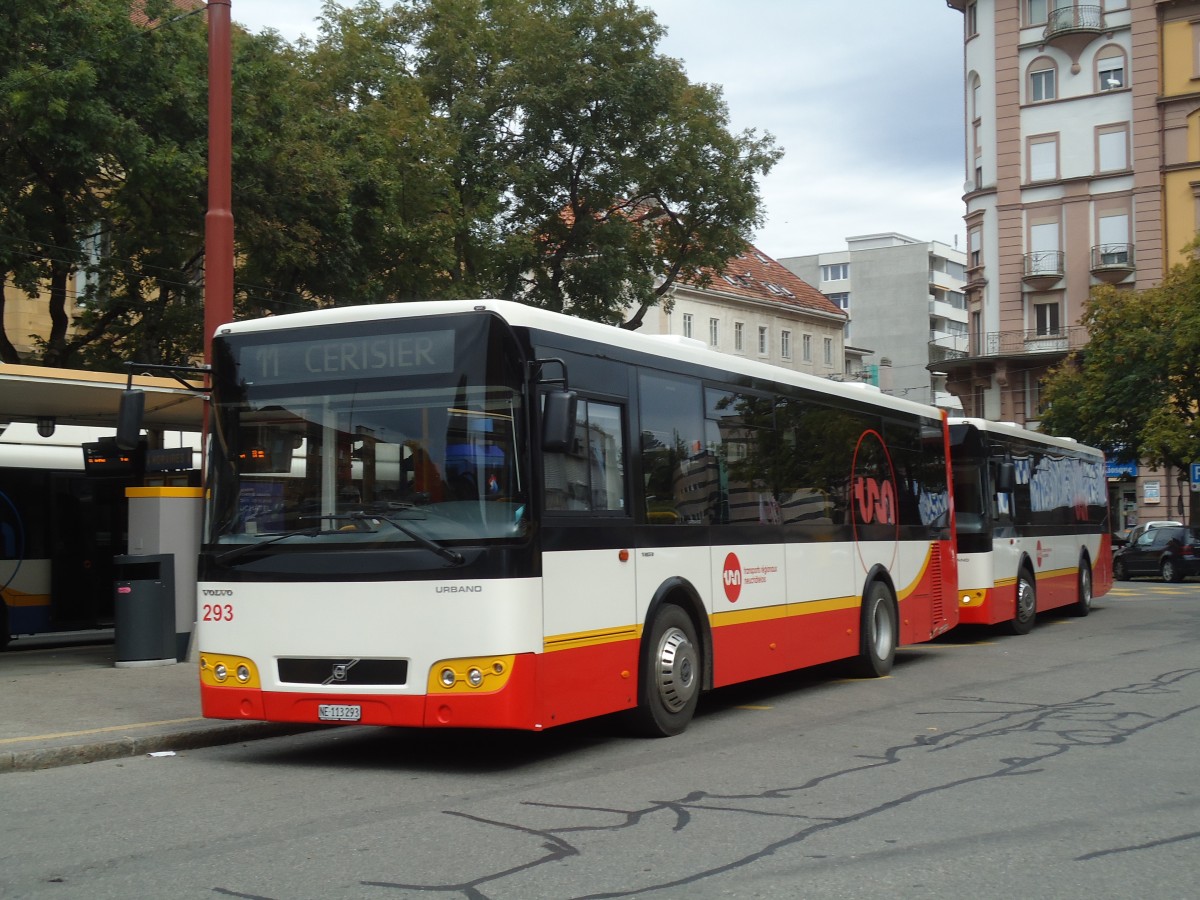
top-left (0, 723), bottom-right (317, 774)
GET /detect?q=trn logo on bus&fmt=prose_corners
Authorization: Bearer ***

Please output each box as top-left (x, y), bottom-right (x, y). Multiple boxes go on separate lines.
top-left (854, 476), bottom-right (897, 526)
top-left (722, 552), bottom-right (742, 603)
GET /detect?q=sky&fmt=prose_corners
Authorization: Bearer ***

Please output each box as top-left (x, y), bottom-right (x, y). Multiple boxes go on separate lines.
top-left (225, 1), bottom-right (967, 260)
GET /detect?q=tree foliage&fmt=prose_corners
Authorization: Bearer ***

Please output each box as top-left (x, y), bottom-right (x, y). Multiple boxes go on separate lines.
top-left (1040, 258), bottom-right (1200, 473)
top-left (0, 0), bottom-right (780, 368)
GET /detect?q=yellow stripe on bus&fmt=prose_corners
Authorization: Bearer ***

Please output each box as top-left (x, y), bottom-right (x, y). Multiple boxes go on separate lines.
top-left (543, 625), bottom-right (640, 653)
top-left (0, 588), bottom-right (50, 608)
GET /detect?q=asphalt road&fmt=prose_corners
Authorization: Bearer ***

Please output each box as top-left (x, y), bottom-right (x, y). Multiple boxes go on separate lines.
top-left (4, 580), bottom-right (1198, 899)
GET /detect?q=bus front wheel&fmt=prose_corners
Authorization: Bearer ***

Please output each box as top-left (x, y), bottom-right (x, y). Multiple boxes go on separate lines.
top-left (631, 604), bottom-right (701, 737)
top-left (1008, 571), bottom-right (1037, 635)
top-left (854, 581), bottom-right (897, 678)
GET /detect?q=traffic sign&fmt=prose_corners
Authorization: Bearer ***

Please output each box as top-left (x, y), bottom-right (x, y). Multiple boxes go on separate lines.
top-left (1191, 462), bottom-right (1200, 490)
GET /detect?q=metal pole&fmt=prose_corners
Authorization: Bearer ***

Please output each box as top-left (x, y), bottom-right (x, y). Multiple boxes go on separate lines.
top-left (204, 0), bottom-right (233, 366)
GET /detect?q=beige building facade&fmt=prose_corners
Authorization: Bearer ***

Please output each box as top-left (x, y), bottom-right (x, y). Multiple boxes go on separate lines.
top-left (944, 0), bottom-right (1197, 527)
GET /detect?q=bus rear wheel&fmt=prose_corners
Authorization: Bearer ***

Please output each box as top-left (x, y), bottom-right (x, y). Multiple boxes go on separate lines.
top-left (1008, 571), bottom-right (1036, 635)
top-left (854, 581), bottom-right (897, 677)
top-left (631, 604), bottom-right (701, 737)
top-left (1072, 560), bottom-right (1093, 617)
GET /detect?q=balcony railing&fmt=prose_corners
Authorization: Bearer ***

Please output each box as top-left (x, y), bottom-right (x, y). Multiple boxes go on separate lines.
top-left (1045, 4), bottom-right (1102, 39)
top-left (1022, 250), bottom-right (1065, 289)
top-left (928, 325), bottom-right (1089, 361)
top-left (1090, 243), bottom-right (1135, 283)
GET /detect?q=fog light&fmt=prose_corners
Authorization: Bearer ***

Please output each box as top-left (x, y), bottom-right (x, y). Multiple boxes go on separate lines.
top-left (214, 663), bottom-right (228, 682)
top-left (467, 667), bottom-right (484, 687)
top-left (439, 667), bottom-right (457, 688)
top-left (236, 665), bottom-right (251, 683)
top-left (492, 661), bottom-right (505, 675)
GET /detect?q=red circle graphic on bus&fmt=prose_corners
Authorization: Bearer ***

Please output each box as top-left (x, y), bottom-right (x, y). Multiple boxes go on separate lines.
top-left (850, 429), bottom-right (900, 574)
top-left (722, 552), bottom-right (742, 603)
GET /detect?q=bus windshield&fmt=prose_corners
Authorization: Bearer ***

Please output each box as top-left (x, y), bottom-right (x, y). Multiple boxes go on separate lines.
top-left (206, 314), bottom-right (528, 555)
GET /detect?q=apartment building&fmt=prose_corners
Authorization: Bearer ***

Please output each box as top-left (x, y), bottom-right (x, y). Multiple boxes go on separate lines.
top-left (944, 0), bottom-right (1196, 526)
top-left (779, 233), bottom-right (968, 409)
top-left (638, 245), bottom-right (850, 380)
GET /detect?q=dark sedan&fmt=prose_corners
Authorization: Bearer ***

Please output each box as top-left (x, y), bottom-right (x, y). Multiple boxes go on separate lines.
top-left (1113, 525), bottom-right (1200, 582)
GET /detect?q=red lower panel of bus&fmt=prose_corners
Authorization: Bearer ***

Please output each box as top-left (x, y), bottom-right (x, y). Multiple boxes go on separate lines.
top-left (710, 607), bottom-right (858, 688)
top-left (958, 567), bottom-right (1088, 626)
top-left (201, 642), bottom-right (643, 731)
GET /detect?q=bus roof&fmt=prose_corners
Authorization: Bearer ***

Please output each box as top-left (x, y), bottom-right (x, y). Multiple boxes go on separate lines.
top-left (948, 416), bottom-right (1104, 460)
top-left (215, 299), bottom-right (946, 421)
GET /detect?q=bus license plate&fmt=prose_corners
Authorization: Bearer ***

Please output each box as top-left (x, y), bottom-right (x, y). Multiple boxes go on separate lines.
top-left (318, 704), bottom-right (361, 722)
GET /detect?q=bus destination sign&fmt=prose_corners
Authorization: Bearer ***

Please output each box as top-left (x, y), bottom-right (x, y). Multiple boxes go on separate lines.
top-left (237, 330), bottom-right (456, 384)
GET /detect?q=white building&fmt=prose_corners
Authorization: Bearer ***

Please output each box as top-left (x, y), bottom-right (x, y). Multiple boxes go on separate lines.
top-left (779, 234), bottom-right (967, 409)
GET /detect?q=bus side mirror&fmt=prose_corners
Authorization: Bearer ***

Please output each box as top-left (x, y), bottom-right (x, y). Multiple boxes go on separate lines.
top-left (542, 390), bottom-right (578, 453)
top-left (116, 390), bottom-right (145, 451)
top-left (995, 461), bottom-right (1016, 494)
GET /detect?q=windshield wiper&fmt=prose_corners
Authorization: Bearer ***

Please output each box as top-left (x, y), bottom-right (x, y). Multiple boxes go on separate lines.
top-left (346, 511), bottom-right (465, 566)
top-left (214, 527), bottom-right (325, 565)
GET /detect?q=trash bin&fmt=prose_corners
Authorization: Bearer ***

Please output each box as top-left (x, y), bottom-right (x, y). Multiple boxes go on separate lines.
top-left (113, 554), bottom-right (176, 668)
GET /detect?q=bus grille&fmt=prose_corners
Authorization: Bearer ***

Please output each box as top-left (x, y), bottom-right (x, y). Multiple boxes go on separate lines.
top-left (277, 658), bottom-right (408, 686)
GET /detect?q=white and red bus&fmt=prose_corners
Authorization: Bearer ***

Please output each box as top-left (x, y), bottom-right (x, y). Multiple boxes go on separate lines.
top-left (195, 300), bottom-right (958, 736)
top-left (948, 418), bottom-right (1112, 634)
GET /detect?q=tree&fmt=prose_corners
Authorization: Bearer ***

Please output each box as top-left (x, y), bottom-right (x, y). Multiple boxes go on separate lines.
top-left (1040, 258), bottom-right (1200, 515)
top-left (0, 0), bottom-right (210, 368)
top-left (309, 0), bottom-right (781, 324)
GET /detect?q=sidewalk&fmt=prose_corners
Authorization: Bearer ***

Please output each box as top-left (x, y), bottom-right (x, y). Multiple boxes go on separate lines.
top-left (0, 635), bottom-right (307, 773)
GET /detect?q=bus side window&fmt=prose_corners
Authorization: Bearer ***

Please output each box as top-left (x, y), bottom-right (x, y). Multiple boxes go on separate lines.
top-left (640, 373), bottom-right (710, 525)
top-left (544, 399), bottom-right (626, 513)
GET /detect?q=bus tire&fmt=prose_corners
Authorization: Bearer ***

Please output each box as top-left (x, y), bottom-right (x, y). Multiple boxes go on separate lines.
top-left (631, 604), bottom-right (701, 737)
top-left (1072, 559), bottom-right (1093, 617)
top-left (1007, 570), bottom-right (1037, 635)
top-left (854, 581), bottom-right (897, 678)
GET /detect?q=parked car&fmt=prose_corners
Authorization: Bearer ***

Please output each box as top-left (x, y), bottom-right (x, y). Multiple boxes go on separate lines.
top-left (1112, 520), bottom-right (1183, 550)
top-left (1112, 524), bottom-right (1200, 582)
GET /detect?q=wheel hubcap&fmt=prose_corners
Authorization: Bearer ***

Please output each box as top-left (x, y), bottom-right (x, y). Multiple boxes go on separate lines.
top-left (656, 628), bottom-right (697, 713)
top-left (872, 603), bottom-right (893, 656)
top-left (1018, 580), bottom-right (1035, 620)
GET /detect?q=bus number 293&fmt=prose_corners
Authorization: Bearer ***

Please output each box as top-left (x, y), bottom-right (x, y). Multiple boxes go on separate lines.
top-left (203, 604), bottom-right (234, 622)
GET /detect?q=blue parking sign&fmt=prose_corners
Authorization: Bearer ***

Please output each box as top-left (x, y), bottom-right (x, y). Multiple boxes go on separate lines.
top-left (1192, 463), bottom-right (1200, 489)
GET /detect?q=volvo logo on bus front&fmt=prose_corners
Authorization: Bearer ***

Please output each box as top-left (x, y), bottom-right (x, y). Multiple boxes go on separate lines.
top-left (325, 660), bottom-right (359, 684)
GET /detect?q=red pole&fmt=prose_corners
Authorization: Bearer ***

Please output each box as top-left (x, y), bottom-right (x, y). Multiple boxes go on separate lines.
top-left (204, 0), bottom-right (234, 366)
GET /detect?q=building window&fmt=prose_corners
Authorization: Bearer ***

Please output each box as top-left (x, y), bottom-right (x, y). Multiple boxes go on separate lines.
top-left (1035, 302), bottom-right (1061, 336)
top-left (734, 321), bottom-right (744, 352)
top-left (966, 1), bottom-right (978, 37)
top-left (1026, 0), bottom-right (1047, 25)
top-left (1028, 135), bottom-right (1058, 182)
top-left (802, 334), bottom-right (812, 362)
top-left (758, 326), bottom-right (768, 355)
top-left (820, 263), bottom-right (849, 281)
top-left (1098, 59), bottom-right (1125, 92)
top-left (781, 330), bottom-right (791, 360)
top-left (823, 338), bottom-right (833, 366)
top-left (825, 292), bottom-right (850, 311)
top-left (969, 227), bottom-right (983, 269)
top-left (682, 313), bottom-right (693, 339)
top-left (1030, 65), bottom-right (1056, 102)
top-left (709, 317), bottom-right (719, 347)
top-left (1097, 125), bottom-right (1129, 172)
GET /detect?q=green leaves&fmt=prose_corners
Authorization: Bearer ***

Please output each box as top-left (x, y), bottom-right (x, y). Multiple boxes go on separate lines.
top-left (2, 0), bottom-right (780, 366)
top-left (1041, 260), bottom-right (1200, 472)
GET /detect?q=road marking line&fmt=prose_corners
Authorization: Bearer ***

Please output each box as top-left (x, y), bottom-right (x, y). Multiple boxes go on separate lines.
top-left (0, 717), bottom-right (204, 746)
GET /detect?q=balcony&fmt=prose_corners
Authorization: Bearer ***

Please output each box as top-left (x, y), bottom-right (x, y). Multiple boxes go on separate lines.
top-left (1042, 4), bottom-right (1103, 63)
top-left (1022, 250), bottom-right (1064, 290)
top-left (1090, 243), bottom-right (1135, 283)
top-left (928, 325), bottom-right (1089, 366)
